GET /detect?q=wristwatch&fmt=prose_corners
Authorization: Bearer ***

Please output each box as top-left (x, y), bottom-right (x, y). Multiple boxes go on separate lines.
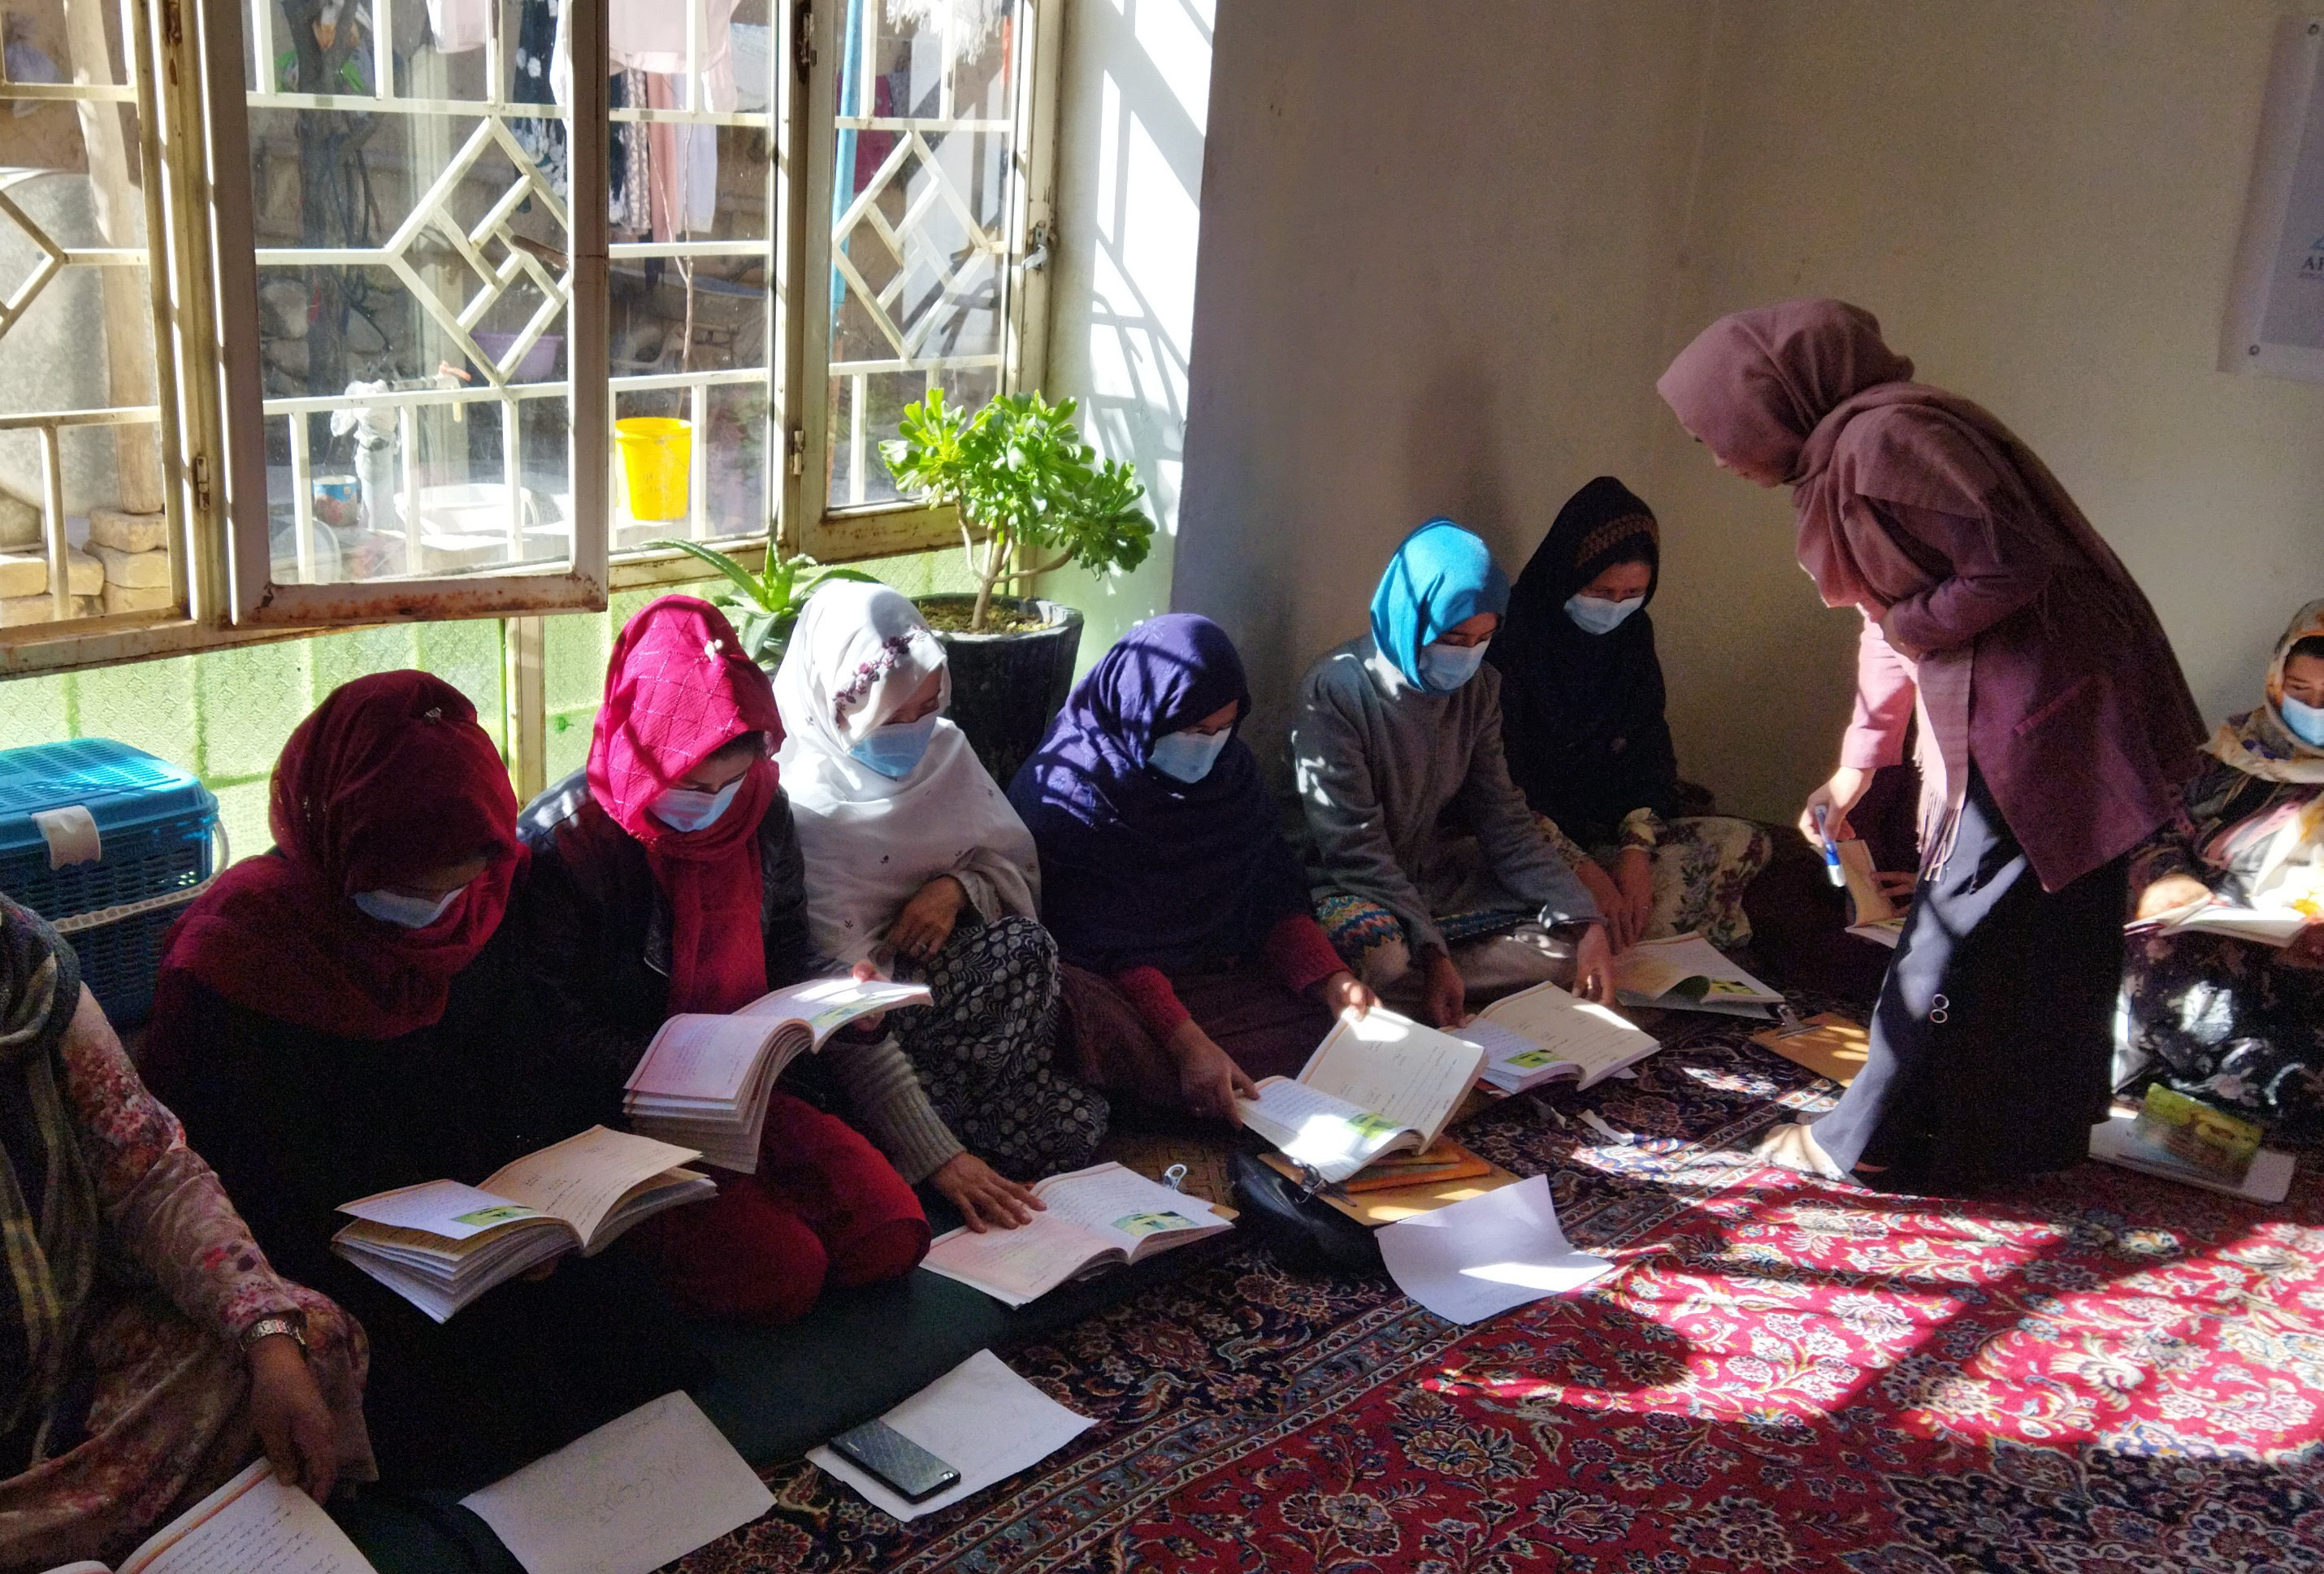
top-left (241, 1314), bottom-right (307, 1352)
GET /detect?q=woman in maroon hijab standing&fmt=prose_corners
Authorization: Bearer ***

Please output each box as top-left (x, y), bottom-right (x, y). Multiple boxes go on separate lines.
top-left (1658, 300), bottom-right (2204, 1190)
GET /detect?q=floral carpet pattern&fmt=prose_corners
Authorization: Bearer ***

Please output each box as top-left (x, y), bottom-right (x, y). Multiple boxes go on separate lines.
top-left (679, 1011), bottom-right (2324, 1572)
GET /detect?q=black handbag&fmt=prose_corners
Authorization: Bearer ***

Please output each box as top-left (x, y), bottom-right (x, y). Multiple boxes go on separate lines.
top-left (1228, 1150), bottom-right (1384, 1276)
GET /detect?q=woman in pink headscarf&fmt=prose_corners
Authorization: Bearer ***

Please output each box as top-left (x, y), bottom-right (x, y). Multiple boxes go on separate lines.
top-left (1659, 300), bottom-right (2203, 1190)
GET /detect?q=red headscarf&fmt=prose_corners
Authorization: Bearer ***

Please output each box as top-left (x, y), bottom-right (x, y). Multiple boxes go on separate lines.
top-left (588, 596), bottom-right (783, 1013)
top-left (159, 671), bottom-right (522, 1039)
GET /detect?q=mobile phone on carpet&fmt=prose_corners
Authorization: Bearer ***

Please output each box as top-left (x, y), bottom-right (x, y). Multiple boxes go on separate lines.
top-left (827, 1418), bottom-right (961, 1502)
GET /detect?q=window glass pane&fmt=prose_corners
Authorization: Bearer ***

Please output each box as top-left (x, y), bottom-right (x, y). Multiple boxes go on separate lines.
top-left (0, 0), bottom-right (175, 635)
top-left (245, 0), bottom-right (576, 587)
top-left (606, 0), bottom-right (776, 552)
top-left (825, 0), bottom-right (1020, 511)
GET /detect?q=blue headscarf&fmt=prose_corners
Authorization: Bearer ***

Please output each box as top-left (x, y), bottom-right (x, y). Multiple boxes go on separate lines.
top-left (1008, 615), bottom-right (1311, 974)
top-left (1369, 519), bottom-right (1511, 691)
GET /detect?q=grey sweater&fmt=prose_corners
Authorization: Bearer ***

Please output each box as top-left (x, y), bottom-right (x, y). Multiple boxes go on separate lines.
top-left (1291, 635), bottom-right (1601, 955)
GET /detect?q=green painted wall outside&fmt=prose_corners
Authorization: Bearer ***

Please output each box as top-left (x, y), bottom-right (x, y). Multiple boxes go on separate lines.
top-left (0, 549), bottom-right (979, 863)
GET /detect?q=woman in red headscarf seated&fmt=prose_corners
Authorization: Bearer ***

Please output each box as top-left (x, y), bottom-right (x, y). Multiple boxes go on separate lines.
top-left (514, 596), bottom-right (929, 1325)
top-left (144, 672), bottom-right (701, 1491)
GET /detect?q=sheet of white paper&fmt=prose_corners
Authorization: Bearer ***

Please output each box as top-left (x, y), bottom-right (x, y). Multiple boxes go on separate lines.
top-left (807, 1350), bottom-right (1094, 1523)
top-left (1616, 933), bottom-right (1781, 1003)
top-left (120, 1458), bottom-right (374, 1574)
top-left (460, 1393), bottom-right (772, 1574)
top-left (335, 1179), bottom-right (537, 1240)
top-left (1377, 1174), bottom-right (1614, 1324)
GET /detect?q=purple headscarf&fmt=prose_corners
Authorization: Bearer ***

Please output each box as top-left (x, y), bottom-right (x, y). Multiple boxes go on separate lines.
top-left (1008, 615), bottom-right (1312, 974)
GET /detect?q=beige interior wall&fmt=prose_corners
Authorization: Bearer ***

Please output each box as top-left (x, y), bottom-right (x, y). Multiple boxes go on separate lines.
top-left (1641, 0), bottom-right (2324, 822)
top-left (1172, 0), bottom-right (1719, 776)
top-left (1177, 0), bottom-right (2324, 819)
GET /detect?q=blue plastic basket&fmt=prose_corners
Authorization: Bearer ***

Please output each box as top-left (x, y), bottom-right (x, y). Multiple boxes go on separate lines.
top-left (0, 739), bottom-right (222, 1028)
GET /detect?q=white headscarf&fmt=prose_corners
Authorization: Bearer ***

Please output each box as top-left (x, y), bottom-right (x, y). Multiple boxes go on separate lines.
top-left (774, 582), bottom-right (1039, 964)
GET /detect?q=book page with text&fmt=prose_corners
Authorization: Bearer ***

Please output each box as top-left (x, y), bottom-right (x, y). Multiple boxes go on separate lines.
top-left (1237, 1077), bottom-right (1414, 1182)
top-left (483, 1127), bottom-right (704, 1242)
top-left (120, 1459), bottom-right (373, 1574)
top-left (738, 976), bottom-right (934, 1043)
top-left (1295, 1010), bottom-right (1485, 1143)
top-left (625, 1014), bottom-right (780, 1102)
top-left (1032, 1164), bottom-right (1220, 1252)
top-left (922, 1214), bottom-right (1116, 1304)
top-left (334, 1179), bottom-right (541, 1241)
top-left (1474, 983), bottom-right (1656, 1082)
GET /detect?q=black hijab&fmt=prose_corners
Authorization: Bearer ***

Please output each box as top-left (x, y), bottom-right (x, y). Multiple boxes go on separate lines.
top-left (1489, 476), bottom-right (1680, 847)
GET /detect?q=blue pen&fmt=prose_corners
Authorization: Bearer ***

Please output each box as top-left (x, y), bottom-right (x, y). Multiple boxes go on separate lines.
top-left (1813, 804), bottom-right (1845, 888)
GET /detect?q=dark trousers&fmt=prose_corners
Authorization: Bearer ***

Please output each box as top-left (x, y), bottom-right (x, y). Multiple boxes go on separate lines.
top-left (1810, 766), bottom-right (2126, 1190)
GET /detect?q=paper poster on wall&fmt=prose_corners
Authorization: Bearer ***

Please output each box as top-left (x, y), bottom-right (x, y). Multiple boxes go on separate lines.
top-left (2223, 18), bottom-right (2324, 382)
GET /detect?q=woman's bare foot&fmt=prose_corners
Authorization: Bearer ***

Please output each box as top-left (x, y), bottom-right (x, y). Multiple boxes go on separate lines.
top-left (1754, 1121), bottom-right (1853, 1182)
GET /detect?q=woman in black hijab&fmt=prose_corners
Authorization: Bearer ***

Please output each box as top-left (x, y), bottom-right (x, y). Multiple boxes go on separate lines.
top-left (1492, 476), bottom-right (1771, 952)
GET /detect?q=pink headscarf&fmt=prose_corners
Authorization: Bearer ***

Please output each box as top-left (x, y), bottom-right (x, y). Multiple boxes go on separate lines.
top-left (1656, 298), bottom-right (2117, 617)
top-left (588, 596), bottom-right (785, 1012)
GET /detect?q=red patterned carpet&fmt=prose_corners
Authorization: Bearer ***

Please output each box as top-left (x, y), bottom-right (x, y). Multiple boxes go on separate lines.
top-left (679, 1014), bottom-right (2324, 1572)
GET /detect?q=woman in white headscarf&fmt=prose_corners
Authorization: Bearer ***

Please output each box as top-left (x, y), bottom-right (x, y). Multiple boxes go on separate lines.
top-left (776, 583), bottom-right (1106, 1229)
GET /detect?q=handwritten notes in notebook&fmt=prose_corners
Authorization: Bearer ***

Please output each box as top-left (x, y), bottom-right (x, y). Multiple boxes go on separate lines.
top-left (115, 1459), bottom-right (373, 1574)
top-left (460, 1393), bottom-right (772, 1574)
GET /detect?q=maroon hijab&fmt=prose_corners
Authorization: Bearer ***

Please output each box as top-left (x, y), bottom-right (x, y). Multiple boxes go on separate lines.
top-left (1657, 298), bottom-right (2131, 616)
top-left (160, 672), bottom-right (523, 1039)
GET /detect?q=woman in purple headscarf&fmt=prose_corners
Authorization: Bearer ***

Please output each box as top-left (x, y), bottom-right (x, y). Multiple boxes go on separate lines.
top-left (1658, 299), bottom-right (2204, 1190)
top-left (1009, 615), bottom-right (1377, 1122)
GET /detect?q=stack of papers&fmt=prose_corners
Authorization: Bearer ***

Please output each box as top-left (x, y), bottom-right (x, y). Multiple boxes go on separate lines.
top-left (1615, 934), bottom-right (1784, 1018)
top-left (627, 978), bottom-right (930, 1170)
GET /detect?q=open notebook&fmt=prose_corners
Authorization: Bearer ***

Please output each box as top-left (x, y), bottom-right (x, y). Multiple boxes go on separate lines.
top-left (1450, 981), bottom-right (1660, 1095)
top-left (332, 1127), bottom-right (713, 1322)
top-left (626, 977), bottom-right (932, 1171)
top-left (1615, 934), bottom-right (1783, 1018)
top-left (919, 1163), bottom-right (1233, 1307)
top-left (1236, 1009), bottom-right (1488, 1185)
top-left (2129, 898), bottom-right (2311, 947)
top-left (41, 1457), bottom-right (374, 1574)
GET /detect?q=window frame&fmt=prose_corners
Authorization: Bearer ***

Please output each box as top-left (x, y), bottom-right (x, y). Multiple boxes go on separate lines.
top-left (0, 0), bottom-right (1063, 679)
top-left (779, 0), bottom-right (1060, 566)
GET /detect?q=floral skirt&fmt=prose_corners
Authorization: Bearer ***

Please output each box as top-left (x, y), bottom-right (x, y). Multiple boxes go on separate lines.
top-left (894, 913), bottom-right (1109, 1182)
top-left (0, 1283), bottom-right (370, 1570)
top-left (1537, 813), bottom-right (1772, 950)
top-left (2124, 928), bottom-right (2324, 1138)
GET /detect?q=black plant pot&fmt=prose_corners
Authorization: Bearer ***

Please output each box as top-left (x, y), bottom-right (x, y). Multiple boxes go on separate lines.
top-left (921, 595), bottom-right (1085, 790)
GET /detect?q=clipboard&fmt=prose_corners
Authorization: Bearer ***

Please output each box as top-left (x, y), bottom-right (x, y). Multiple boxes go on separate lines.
top-left (1749, 1012), bottom-right (1871, 1086)
top-left (1259, 1149), bottom-right (1524, 1226)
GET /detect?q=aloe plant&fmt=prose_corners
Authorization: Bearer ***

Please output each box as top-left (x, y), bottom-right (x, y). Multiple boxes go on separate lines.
top-left (882, 388), bottom-right (1152, 631)
top-left (644, 539), bottom-right (878, 664)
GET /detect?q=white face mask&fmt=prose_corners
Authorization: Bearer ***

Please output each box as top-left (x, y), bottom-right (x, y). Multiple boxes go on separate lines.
top-left (849, 712), bottom-right (941, 779)
top-left (352, 885), bottom-right (464, 930)
top-left (652, 774), bottom-right (744, 833)
top-left (1416, 639), bottom-right (1489, 692)
top-left (2283, 692), bottom-right (2324, 748)
top-left (1148, 727), bottom-right (1232, 784)
top-left (1564, 592), bottom-right (1646, 635)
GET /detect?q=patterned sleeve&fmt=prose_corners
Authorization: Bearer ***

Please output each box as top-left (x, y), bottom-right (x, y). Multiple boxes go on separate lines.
top-left (59, 989), bottom-right (300, 1342)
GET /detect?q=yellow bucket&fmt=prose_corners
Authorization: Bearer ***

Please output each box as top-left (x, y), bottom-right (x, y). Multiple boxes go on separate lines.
top-left (615, 416), bottom-right (691, 521)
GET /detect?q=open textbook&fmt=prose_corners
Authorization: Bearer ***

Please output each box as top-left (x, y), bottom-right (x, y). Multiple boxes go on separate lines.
top-left (332, 1127), bottom-right (713, 1322)
top-left (1235, 1009), bottom-right (1488, 1185)
top-left (1449, 981), bottom-right (1660, 1095)
top-left (1615, 933), bottom-right (1783, 1018)
top-left (921, 1162), bottom-right (1233, 1307)
top-left (41, 1456), bottom-right (375, 1574)
top-left (626, 976), bottom-right (932, 1171)
top-left (2129, 898), bottom-right (2311, 947)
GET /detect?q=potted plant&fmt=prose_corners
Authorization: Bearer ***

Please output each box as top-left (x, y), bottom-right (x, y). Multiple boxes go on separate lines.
top-left (643, 538), bottom-right (878, 669)
top-left (883, 388), bottom-right (1153, 785)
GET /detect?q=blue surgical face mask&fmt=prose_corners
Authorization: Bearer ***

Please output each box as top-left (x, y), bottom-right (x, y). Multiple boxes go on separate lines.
top-left (652, 774), bottom-right (744, 833)
top-left (1416, 638), bottom-right (1489, 693)
top-left (2283, 693), bottom-right (2324, 748)
top-left (352, 885), bottom-right (464, 930)
top-left (1564, 592), bottom-right (1646, 636)
top-left (849, 712), bottom-right (940, 778)
top-left (1148, 727), bottom-right (1231, 784)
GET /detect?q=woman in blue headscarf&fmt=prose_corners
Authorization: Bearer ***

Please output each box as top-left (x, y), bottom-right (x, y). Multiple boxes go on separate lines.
top-left (1292, 520), bottom-right (1612, 1027)
top-left (1012, 615), bottom-right (1377, 1122)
